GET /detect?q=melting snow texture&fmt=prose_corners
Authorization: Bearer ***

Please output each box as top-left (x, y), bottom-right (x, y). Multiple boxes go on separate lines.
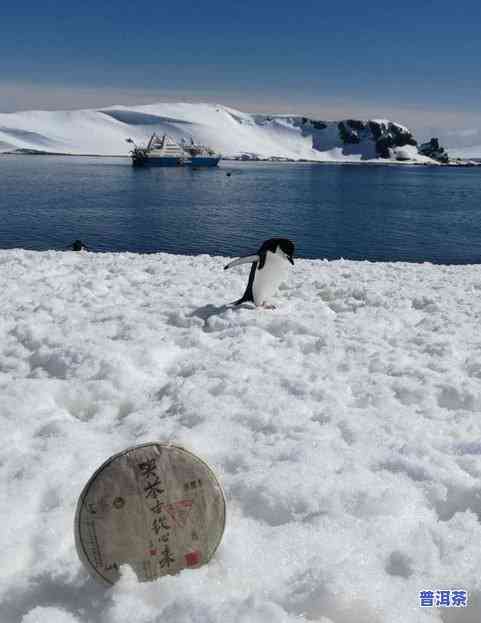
top-left (1, 250), bottom-right (481, 622)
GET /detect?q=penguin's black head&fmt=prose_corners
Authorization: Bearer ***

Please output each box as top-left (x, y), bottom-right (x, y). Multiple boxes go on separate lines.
top-left (260, 238), bottom-right (295, 265)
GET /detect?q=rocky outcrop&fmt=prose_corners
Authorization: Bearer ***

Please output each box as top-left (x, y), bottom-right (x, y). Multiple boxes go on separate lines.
top-left (243, 115), bottom-right (430, 162)
top-left (418, 138), bottom-right (449, 164)
top-left (346, 119), bottom-right (367, 132)
top-left (338, 122), bottom-right (361, 144)
top-left (321, 119), bottom-right (420, 158)
top-left (300, 118), bottom-right (327, 130)
top-left (366, 121), bottom-right (417, 158)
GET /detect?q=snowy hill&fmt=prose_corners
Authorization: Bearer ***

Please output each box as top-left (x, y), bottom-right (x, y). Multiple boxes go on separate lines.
top-left (0, 102), bottom-right (437, 163)
top-left (1, 249), bottom-right (481, 623)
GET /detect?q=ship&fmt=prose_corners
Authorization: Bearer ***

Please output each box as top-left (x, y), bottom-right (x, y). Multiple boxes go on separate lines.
top-left (126, 134), bottom-right (221, 167)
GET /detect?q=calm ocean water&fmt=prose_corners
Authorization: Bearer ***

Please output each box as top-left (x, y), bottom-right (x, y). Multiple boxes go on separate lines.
top-left (1, 155), bottom-right (481, 263)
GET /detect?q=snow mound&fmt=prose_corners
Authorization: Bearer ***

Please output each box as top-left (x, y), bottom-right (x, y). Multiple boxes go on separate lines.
top-left (1, 249), bottom-right (481, 622)
top-left (0, 102), bottom-right (436, 163)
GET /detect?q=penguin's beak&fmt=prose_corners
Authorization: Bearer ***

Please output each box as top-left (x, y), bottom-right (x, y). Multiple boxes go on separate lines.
top-left (288, 256), bottom-right (294, 265)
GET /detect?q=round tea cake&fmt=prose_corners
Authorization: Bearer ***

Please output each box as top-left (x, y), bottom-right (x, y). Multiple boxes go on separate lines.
top-left (74, 442), bottom-right (226, 585)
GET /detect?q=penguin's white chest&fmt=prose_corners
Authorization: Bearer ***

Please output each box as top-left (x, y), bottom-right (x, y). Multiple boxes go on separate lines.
top-left (252, 250), bottom-right (288, 305)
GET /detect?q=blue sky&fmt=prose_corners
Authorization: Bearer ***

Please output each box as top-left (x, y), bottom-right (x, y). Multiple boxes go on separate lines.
top-left (2, 0), bottom-right (481, 145)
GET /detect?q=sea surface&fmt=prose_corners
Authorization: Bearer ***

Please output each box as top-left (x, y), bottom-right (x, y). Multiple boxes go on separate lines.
top-left (1, 155), bottom-right (481, 263)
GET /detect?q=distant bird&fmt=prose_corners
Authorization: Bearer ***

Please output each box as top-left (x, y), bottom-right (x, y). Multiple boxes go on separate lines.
top-left (224, 238), bottom-right (295, 308)
top-left (226, 172), bottom-right (232, 177)
top-left (67, 240), bottom-right (90, 251)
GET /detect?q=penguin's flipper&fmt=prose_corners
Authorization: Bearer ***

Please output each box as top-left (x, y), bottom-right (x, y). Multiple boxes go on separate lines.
top-left (224, 255), bottom-right (259, 270)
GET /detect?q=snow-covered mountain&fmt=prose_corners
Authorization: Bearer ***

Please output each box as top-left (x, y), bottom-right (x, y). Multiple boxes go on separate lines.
top-left (0, 102), bottom-right (438, 163)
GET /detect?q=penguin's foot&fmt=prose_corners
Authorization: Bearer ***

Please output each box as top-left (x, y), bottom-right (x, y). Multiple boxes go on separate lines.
top-left (260, 302), bottom-right (276, 310)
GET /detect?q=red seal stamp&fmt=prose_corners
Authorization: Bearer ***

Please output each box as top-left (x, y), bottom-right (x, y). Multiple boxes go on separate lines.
top-left (185, 550), bottom-right (201, 567)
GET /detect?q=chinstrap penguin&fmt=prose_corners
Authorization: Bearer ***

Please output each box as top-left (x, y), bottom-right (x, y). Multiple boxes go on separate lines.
top-left (224, 238), bottom-right (295, 308)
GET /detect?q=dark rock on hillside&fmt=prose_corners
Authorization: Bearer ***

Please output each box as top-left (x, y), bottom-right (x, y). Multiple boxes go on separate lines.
top-left (253, 114), bottom-right (426, 161)
top-left (338, 122), bottom-right (361, 144)
top-left (346, 119), bottom-right (367, 132)
top-left (337, 120), bottom-right (417, 156)
top-left (369, 121), bottom-right (383, 141)
top-left (301, 118), bottom-right (327, 130)
top-left (368, 121), bottom-right (417, 158)
top-left (375, 135), bottom-right (394, 158)
top-left (390, 123), bottom-right (417, 147)
top-left (419, 138), bottom-right (449, 164)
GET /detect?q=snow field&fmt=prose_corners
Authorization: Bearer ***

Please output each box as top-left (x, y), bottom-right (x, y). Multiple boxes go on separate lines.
top-left (0, 103), bottom-right (435, 164)
top-left (1, 250), bottom-right (481, 622)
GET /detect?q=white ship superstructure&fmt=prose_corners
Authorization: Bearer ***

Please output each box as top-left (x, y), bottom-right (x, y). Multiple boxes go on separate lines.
top-left (127, 134), bottom-right (221, 167)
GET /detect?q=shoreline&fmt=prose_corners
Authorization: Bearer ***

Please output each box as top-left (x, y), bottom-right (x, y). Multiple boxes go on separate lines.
top-left (1, 247), bottom-right (480, 267)
top-left (1, 151), bottom-right (479, 167)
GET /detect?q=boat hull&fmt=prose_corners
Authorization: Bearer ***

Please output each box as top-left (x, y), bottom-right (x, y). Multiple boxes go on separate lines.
top-left (133, 156), bottom-right (185, 167)
top-left (132, 155), bottom-right (221, 167)
top-left (186, 156), bottom-right (221, 167)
